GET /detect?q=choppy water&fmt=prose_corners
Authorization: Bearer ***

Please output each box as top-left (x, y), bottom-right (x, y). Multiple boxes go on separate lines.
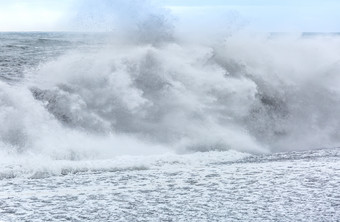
top-left (0, 32), bottom-right (107, 83)
top-left (1, 2), bottom-right (340, 220)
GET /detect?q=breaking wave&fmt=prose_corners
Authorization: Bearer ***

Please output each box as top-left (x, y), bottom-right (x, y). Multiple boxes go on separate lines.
top-left (1, 0), bottom-right (340, 161)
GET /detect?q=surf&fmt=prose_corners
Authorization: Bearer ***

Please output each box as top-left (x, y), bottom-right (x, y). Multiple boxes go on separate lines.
top-left (1, 0), bottom-right (340, 162)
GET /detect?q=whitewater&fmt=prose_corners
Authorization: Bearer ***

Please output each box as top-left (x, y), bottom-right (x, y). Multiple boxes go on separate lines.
top-left (0, 0), bottom-right (340, 221)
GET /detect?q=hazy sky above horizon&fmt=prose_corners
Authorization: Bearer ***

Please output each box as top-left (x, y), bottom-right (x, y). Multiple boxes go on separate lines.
top-left (0, 0), bottom-right (339, 32)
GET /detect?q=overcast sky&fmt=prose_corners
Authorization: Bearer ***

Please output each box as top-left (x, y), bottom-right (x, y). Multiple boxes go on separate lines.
top-left (0, 0), bottom-right (339, 32)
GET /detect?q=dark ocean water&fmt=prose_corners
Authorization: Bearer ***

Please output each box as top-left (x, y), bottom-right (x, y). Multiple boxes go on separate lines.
top-left (0, 32), bottom-right (102, 83)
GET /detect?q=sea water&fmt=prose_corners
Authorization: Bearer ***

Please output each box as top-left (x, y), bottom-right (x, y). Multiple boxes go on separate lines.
top-left (0, 1), bottom-right (340, 221)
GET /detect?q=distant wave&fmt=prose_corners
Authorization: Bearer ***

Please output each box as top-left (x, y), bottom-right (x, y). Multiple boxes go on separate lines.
top-left (0, 150), bottom-right (249, 180)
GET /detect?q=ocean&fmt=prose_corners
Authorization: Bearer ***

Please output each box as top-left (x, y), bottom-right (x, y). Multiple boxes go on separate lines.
top-left (0, 31), bottom-right (340, 221)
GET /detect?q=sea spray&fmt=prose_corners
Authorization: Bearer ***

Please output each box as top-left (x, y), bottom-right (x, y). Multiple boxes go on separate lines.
top-left (1, 0), bottom-right (340, 161)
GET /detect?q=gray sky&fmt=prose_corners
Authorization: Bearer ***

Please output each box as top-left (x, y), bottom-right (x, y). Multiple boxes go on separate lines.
top-left (0, 0), bottom-right (339, 32)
